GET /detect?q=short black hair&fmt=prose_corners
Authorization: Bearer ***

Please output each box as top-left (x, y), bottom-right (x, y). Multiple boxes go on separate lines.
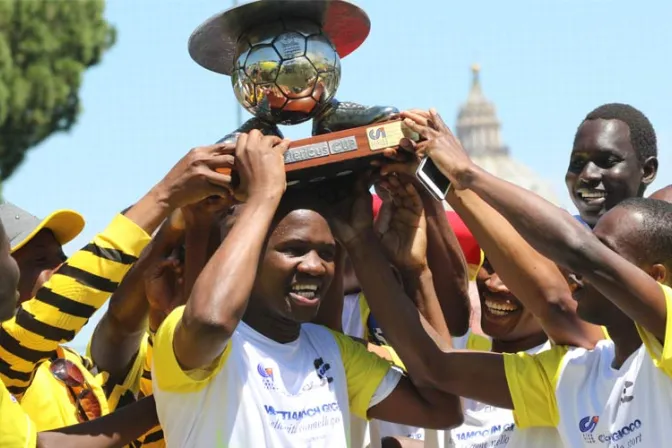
top-left (614, 197), bottom-right (672, 267)
top-left (222, 189), bottom-right (330, 240)
top-left (582, 103), bottom-right (657, 162)
top-left (272, 188), bottom-right (329, 226)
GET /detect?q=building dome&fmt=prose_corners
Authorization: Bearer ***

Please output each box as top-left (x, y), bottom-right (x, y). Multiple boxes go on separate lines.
top-left (454, 65), bottom-right (560, 205)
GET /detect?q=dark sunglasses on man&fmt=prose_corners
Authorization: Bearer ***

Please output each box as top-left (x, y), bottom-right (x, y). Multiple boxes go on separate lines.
top-left (49, 357), bottom-right (102, 422)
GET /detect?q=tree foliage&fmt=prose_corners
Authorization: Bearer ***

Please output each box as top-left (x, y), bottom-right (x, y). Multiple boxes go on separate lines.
top-left (0, 0), bottom-right (115, 179)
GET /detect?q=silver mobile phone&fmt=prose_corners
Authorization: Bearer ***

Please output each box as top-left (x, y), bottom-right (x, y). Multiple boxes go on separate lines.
top-left (415, 156), bottom-right (451, 201)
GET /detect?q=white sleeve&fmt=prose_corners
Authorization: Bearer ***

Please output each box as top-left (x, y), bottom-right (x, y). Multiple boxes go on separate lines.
top-left (367, 365), bottom-right (403, 409)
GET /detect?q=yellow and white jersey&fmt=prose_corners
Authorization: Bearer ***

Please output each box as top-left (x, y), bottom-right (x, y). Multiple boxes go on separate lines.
top-left (152, 306), bottom-right (401, 447)
top-left (342, 292), bottom-right (423, 447)
top-left (504, 284), bottom-right (672, 447)
top-left (424, 332), bottom-right (562, 448)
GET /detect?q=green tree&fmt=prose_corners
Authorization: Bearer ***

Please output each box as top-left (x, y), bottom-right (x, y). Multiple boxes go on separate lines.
top-left (0, 0), bottom-right (115, 180)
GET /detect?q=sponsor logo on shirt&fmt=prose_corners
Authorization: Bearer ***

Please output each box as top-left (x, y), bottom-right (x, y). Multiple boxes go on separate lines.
top-left (257, 362), bottom-right (331, 396)
top-left (313, 358), bottom-right (333, 384)
top-left (367, 314), bottom-right (389, 346)
top-left (579, 416), bottom-right (599, 444)
top-left (257, 363), bottom-right (276, 390)
top-left (263, 402), bottom-right (344, 435)
top-left (620, 381), bottom-right (634, 403)
top-left (579, 417), bottom-right (643, 444)
top-left (264, 402), bottom-right (340, 421)
top-left (453, 423), bottom-right (515, 442)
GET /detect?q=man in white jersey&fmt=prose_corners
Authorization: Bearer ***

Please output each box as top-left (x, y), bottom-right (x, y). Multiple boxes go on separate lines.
top-left (428, 189), bottom-right (603, 448)
top-left (368, 173), bottom-right (602, 448)
top-left (151, 130), bottom-right (463, 447)
top-left (375, 120), bottom-right (603, 447)
top-left (383, 108), bottom-right (672, 448)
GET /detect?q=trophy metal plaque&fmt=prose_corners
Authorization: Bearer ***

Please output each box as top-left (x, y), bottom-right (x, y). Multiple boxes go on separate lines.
top-left (189, 0), bottom-right (409, 187)
top-left (283, 119), bottom-right (418, 185)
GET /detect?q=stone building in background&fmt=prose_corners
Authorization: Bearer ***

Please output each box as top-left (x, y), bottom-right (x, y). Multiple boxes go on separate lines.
top-left (453, 65), bottom-right (560, 205)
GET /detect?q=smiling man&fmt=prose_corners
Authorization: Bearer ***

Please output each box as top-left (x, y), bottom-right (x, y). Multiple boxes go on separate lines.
top-left (387, 108), bottom-right (672, 448)
top-left (152, 131), bottom-right (463, 447)
top-left (566, 103), bottom-right (658, 227)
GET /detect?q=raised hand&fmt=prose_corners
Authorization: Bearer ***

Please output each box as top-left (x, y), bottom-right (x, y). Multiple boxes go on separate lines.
top-left (144, 255), bottom-right (185, 329)
top-left (233, 130), bottom-right (290, 202)
top-left (371, 109), bottom-right (431, 177)
top-left (400, 108), bottom-right (475, 190)
top-left (154, 142), bottom-right (236, 208)
top-left (375, 176), bottom-right (428, 273)
top-left (181, 195), bottom-right (233, 228)
top-left (328, 174), bottom-right (375, 248)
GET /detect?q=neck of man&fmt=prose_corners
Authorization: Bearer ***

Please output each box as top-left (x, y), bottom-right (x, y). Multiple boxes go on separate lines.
top-left (491, 330), bottom-right (548, 354)
top-left (242, 304), bottom-right (302, 344)
top-left (605, 318), bottom-right (642, 370)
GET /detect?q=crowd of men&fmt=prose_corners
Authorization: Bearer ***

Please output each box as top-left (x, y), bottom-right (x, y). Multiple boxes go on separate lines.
top-left (0, 101), bottom-right (671, 448)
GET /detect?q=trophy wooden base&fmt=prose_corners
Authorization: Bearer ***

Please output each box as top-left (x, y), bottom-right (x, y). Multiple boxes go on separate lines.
top-left (218, 119), bottom-right (419, 188)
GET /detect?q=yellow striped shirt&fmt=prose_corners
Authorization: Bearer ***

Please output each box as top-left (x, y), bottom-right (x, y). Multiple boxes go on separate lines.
top-left (0, 214), bottom-right (150, 434)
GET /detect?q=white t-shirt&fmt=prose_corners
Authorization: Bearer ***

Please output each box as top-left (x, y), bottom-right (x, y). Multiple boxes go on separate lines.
top-left (423, 332), bottom-right (562, 448)
top-left (153, 306), bottom-right (402, 447)
top-left (505, 283), bottom-right (672, 448)
top-left (342, 293), bottom-right (424, 447)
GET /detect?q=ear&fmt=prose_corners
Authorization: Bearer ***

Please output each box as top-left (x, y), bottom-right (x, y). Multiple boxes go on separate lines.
top-left (649, 263), bottom-right (666, 283)
top-left (641, 156), bottom-right (658, 187)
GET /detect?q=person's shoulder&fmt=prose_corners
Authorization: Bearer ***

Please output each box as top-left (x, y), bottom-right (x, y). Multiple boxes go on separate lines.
top-left (306, 324), bottom-right (373, 358)
top-left (303, 323), bottom-right (351, 349)
top-left (565, 339), bottom-right (613, 361)
top-left (301, 322), bottom-right (331, 335)
top-left (467, 331), bottom-right (492, 351)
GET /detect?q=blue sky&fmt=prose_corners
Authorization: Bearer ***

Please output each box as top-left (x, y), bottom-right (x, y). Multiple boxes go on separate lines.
top-left (3, 0), bottom-right (671, 349)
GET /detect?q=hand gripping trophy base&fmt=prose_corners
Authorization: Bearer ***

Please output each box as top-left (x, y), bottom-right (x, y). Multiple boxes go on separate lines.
top-left (309, 98), bottom-right (400, 204)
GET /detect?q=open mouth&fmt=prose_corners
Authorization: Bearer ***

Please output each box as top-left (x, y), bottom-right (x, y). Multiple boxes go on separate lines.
top-left (288, 283), bottom-right (320, 306)
top-left (483, 297), bottom-right (521, 317)
top-left (576, 188), bottom-right (607, 206)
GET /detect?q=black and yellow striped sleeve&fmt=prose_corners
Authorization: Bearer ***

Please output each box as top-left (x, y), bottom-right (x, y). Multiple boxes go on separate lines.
top-left (0, 214), bottom-right (151, 399)
top-left (136, 426), bottom-right (165, 448)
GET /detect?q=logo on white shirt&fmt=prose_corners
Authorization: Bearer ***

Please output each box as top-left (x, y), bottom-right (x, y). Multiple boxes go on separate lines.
top-left (620, 381), bottom-right (634, 403)
top-left (313, 358), bottom-right (333, 384)
top-left (258, 361), bottom-right (333, 395)
top-left (257, 363), bottom-right (276, 390)
top-left (578, 416), bottom-right (643, 445)
top-left (579, 416), bottom-right (599, 443)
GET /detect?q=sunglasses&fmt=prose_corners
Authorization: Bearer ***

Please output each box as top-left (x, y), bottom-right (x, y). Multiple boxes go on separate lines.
top-left (49, 358), bottom-right (102, 422)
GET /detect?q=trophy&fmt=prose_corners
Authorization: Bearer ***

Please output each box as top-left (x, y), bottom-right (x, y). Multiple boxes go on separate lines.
top-left (189, 0), bottom-right (417, 186)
